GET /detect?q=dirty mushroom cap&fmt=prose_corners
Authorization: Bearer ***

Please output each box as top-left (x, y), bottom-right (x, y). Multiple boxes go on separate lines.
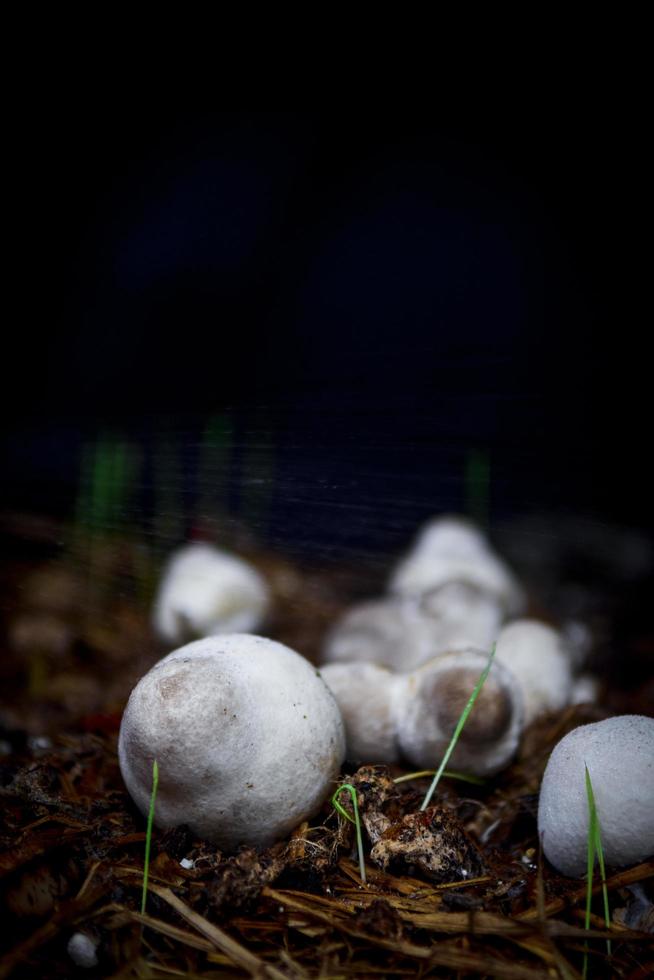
top-left (538, 715), bottom-right (654, 877)
top-left (152, 543), bottom-right (270, 645)
top-left (389, 516), bottom-right (525, 616)
top-left (119, 634), bottom-right (345, 851)
top-left (494, 620), bottom-right (573, 726)
top-left (396, 649), bottom-right (524, 776)
top-left (319, 661), bottom-right (404, 764)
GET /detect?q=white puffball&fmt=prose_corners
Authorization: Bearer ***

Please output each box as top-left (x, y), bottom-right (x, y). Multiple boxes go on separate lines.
top-left (538, 716), bottom-right (654, 876)
top-left (494, 620), bottom-right (573, 726)
top-left (396, 649), bottom-right (524, 776)
top-left (119, 635), bottom-right (345, 850)
top-left (323, 588), bottom-right (503, 673)
top-left (319, 662), bottom-right (404, 764)
top-left (67, 932), bottom-right (98, 969)
top-left (390, 516), bottom-right (525, 616)
top-left (152, 543), bottom-right (270, 644)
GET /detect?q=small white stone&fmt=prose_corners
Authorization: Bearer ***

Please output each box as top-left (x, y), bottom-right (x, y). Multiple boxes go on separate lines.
top-left (494, 620), bottom-right (573, 726)
top-left (67, 932), bottom-right (98, 969)
top-left (319, 661), bottom-right (404, 763)
top-left (179, 857), bottom-right (194, 869)
top-left (152, 543), bottom-right (270, 644)
top-left (118, 635), bottom-right (345, 851)
top-left (396, 649), bottom-right (524, 776)
top-left (389, 516), bottom-right (525, 616)
top-left (538, 715), bottom-right (654, 877)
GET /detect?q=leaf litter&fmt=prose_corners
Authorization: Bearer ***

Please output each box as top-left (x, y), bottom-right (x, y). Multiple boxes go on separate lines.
top-left (1, 523), bottom-right (653, 979)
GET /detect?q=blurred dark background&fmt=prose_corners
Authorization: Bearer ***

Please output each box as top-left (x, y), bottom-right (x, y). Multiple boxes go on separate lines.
top-left (3, 107), bottom-right (650, 556)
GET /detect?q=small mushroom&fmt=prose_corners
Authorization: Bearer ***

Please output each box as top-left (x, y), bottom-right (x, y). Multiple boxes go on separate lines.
top-left (396, 649), bottom-right (524, 776)
top-left (322, 597), bottom-right (431, 671)
top-left (538, 715), bottom-right (654, 876)
top-left (494, 619), bottom-right (573, 726)
top-left (152, 543), bottom-right (270, 644)
top-left (319, 662), bottom-right (403, 764)
top-left (389, 516), bottom-right (525, 616)
top-left (118, 634), bottom-right (345, 850)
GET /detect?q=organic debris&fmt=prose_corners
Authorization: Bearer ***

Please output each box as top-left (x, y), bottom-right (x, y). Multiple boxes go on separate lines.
top-left (1, 524), bottom-right (653, 978)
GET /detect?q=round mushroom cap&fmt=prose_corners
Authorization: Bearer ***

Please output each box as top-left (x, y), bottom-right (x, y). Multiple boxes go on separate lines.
top-left (152, 543), bottom-right (270, 644)
top-left (390, 516), bottom-right (525, 616)
top-left (321, 598), bottom-right (434, 672)
top-left (538, 715), bottom-right (654, 877)
top-left (418, 582), bottom-right (504, 659)
top-left (320, 661), bottom-right (404, 764)
top-left (494, 620), bottom-right (573, 726)
top-left (118, 635), bottom-right (345, 850)
top-left (396, 649), bottom-right (524, 776)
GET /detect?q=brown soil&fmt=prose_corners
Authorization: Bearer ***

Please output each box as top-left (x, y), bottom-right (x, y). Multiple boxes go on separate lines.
top-left (1, 518), bottom-right (652, 979)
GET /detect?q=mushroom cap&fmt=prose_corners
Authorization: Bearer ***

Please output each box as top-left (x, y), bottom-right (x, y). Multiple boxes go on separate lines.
top-left (323, 588), bottom-right (503, 673)
top-left (319, 661), bottom-right (404, 764)
top-left (538, 715), bottom-right (654, 877)
top-left (152, 543), bottom-right (270, 644)
top-left (389, 516), bottom-right (525, 616)
top-left (494, 620), bottom-right (573, 726)
top-left (396, 649), bottom-right (524, 776)
top-left (118, 634), bottom-right (345, 850)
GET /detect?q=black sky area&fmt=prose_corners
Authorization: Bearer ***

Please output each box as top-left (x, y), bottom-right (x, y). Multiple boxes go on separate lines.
top-left (4, 107), bottom-right (650, 536)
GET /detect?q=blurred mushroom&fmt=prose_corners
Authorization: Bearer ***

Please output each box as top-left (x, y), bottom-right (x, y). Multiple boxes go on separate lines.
top-left (152, 542), bottom-right (270, 645)
top-left (319, 661), bottom-right (403, 763)
top-left (389, 516), bottom-right (525, 616)
top-left (494, 619), bottom-right (574, 726)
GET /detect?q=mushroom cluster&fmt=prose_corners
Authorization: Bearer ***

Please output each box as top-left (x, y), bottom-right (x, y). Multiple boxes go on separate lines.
top-left (320, 515), bottom-right (597, 771)
top-left (321, 649), bottom-right (523, 775)
top-left (323, 516), bottom-right (525, 671)
top-left (119, 634), bottom-right (345, 850)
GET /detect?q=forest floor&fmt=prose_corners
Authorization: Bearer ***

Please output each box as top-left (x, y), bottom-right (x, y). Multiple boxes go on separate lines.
top-left (1, 514), bottom-right (652, 979)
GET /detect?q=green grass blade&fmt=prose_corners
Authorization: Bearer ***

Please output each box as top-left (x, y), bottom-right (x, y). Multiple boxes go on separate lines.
top-left (420, 644), bottom-right (496, 811)
top-left (332, 783), bottom-right (366, 884)
top-left (141, 760), bottom-right (159, 915)
top-left (585, 765), bottom-right (612, 962)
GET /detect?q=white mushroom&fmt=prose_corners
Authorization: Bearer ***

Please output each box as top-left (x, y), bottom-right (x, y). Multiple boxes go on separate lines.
top-left (118, 635), bottom-right (345, 850)
top-left (396, 649), bottom-right (524, 776)
top-left (152, 543), bottom-right (270, 644)
top-left (321, 649), bottom-right (524, 776)
top-left (418, 581), bottom-right (505, 658)
top-left (319, 662), bottom-right (403, 764)
top-left (538, 715), bottom-right (654, 876)
top-left (322, 597), bottom-right (432, 672)
top-left (390, 516), bottom-right (525, 616)
top-left (494, 620), bottom-right (573, 726)
top-left (323, 585), bottom-right (503, 673)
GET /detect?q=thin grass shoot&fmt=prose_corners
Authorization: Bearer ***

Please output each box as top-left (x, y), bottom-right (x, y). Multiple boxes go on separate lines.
top-left (141, 759), bottom-right (159, 916)
top-left (393, 769), bottom-right (485, 786)
top-left (420, 644), bottom-right (496, 811)
top-left (582, 764), bottom-right (611, 978)
top-left (332, 783), bottom-right (366, 884)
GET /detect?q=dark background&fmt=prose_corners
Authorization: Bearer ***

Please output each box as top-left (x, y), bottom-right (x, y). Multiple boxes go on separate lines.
top-left (4, 107), bottom-right (650, 556)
